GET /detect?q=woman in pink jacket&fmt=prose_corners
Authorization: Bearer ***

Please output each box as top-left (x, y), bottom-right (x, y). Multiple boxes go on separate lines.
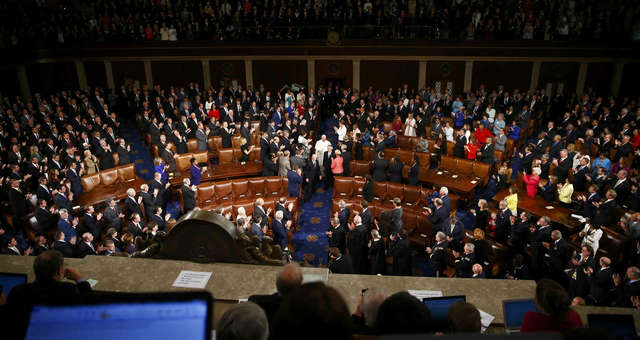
top-left (331, 150), bottom-right (344, 176)
top-left (522, 167), bottom-right (541, 197)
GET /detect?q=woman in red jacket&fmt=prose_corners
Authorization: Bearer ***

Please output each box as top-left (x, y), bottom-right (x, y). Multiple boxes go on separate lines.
top-left (522, 167), bottom-right (541, 197)
top-left (520, 279), bottom-right (583, 334)
top-left (464, 137), bottom-right (479, 160)
top-left (331, 150), bottom-right (344, 176)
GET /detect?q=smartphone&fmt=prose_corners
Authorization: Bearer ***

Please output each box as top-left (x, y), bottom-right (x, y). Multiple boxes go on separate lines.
top-left (361, 288), bottom-right (368, 297)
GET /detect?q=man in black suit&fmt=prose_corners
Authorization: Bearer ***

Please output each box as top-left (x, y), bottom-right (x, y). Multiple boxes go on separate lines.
top-left (127, 213), bottom-right (146, 238)
top-left (579, 185), bottom-right (600, 219)
top-left (610, 170), bottom-right (631, 206)
top-left (593, 189), bottom-right (618, 228)
top-left (544, 230), bottom-right (569, 282)
top-left (103, 199), bottom-right (124, 231)
top-left (9, 180), bottom-right (31, 218)
top-left (66, 163), bottom-right (83, 196)
top-left (54, 185), bottom-right (73, 212)
top-left (573, 157), bottom-right (590, 192)
top-left (553, 149), bottom-right (572, 183)
top-left (35, 200), bottom-right (57, 233)
top-left (262, 153), bottom-right (278, 176)
top-left (495, 200), bottom-right (512, 244)
top-left (7, 249), bottom-right (92, 335)
top-left (326, 217), bottom-right (346, 256)
top-left (613, 136), bottom-right (633, 162)
top-left (444, 215), bottom-right (465, 251)
top-left (348, 216), bottom-right (369, 274)
top-left (116, 138), bottom-right (132, 165)
top-left (151, 206), bottom-right (170, 231)
top-left (328, 247), bottom-right (354, 274)
top-left (124, 188), bottom-right (143, 217)
top-left (52, 231), bottom-right (75, 258)
top-left (612, 266), bottom-right (640, 307)
top-left (454, 130), bottom-right (467, 158)
top-left (249, 263), bottom-right (303, 326)
top-left (389, 229), bottom-right (412, 276)
top-left (372, 152), bottom-right (389, 182)
top-left (427, 198), bottom-right (449, 235)
top-left (275, 197), bottom-right (292, 224)
top-left (360, 200), bottom-right (372, 231)
top-left (548, 135), bottom-right (563, 161)
top-left (478, 137), bottom-right (495, 165)
top-left (510, 212), bottom-right (530, 254)
top-left (82, 205), bottom-right (102, 239)
top-left (220, 121), bottom-right (234, 148)
top-left (76, 232), bottom-right (99, 258)
top-left (389, 198), bottom-right (403, 234)
top-left (304, 153), bottom-right (321, 201)
top-left (530, 216), bottom-right (553, 279)
top-left (426, 231), bottom-right (448, 277)
top-left (586, 256), bottom-right (614, 306)
top-left (181, 179), bottom-right (197, 213)
top-left (96, 139), bottom-right (115, 170)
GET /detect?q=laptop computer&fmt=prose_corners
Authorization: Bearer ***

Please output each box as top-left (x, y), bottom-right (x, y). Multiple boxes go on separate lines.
top-left (502, 299), bottom-right (539, 334)
top-left (588, 313), bottom-right (637, 340)
top-left (25, 291), bottom-right (213, 340)
top-left (422, 295), bottom-right (466, 332)
top-left (0, 272), bottom-right (28, 297)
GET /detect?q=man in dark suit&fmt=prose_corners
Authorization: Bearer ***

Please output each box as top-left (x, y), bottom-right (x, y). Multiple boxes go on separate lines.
top-left (326, 217), bottom-right (346, 256)
top-left (35, 200), bottom-right (57, 233)
top-left (151, 206), bottom-right (169, 231)
top-left (573, 157), bottom-right (590, 192)
top-left (613, 136), bottom-right (633, 162)
top-left (127, 213), bottom-right (145, 238)
top-left (530, 216), bottom-right (553, 279)
top-left (360, 200), bottom-right (372, 231)
top-left (389, 198), bottom-right (403, 234)
top-left (103, 199), bottom-right (124, 231)
top-left (612, 266), bottom-right (640, 307)
top-left (9, 180), bottom-right (31, 218)
top-left (444, 215), bottom-right (465, 251)
top-left (389, 229), bottom-right (412, 276)
top-left (586, 256), bottom-right (614, 306)
top-left (181, 179), bottom-right (197, 213)
top-left (116, 139), bottom-right (132, 165)
top-left (253, 199), bottom-right (270, 228)
top-left (593, 190), bottom-right (617, 228)
top-left (249, 263), bottom-right (303, 327)
top-left (337, 200), bottom-right (350, 230)
top-left (440, 187), bottom-right (451, 215)
top-left (52, 231), bottom-right (75, 258)
top-left (548, 135), bottom-right (563, 161)
top-left (161, 144), bottom-right (178, 173)
top-left (579, 185), bottom-right (600, 219)
top-left (426, 231), bottom-right (449, 277)
top-left (544, 230), bottom-right (569, 281)
top-left (495, 200), bottom-right (512, 244)
top-left (478, 138), bottom-right (495, 164)
top-left (304, 153), bottom-right (321, 201)
top-left (272, 210), bottom-right (289, 250)
top-left (510, 212), bottom-right (531, 253)
top-left (275, 197), bottom-right (292, 224)
top-left (36, 177), bottom-right (53, 204)
top-left (372, 152), bottom-right (389, 182)
top-left (54, 186), bottom-right (73, 212)
top-left (454, 130), bottom-right (467, 158)
top-left (125, 189), bottom-right (143, 217)
top-left (76, 232), bottom-right (99, 258)
top-left (427, 198), bottom-right (449, 235)
top-left (262, 153), bottom-right (278, 176)
top-left (610, 170), bottom-right (631, 206)
top-left (348, 216), bottom-right (369, 275)
top-left (7, 249), bottom-right (92, 335)
top-left (554, 150), bottom-right (572, 183)
top-left (81, 205), bottom-right (102, 239)
top-left (328, 247), bottom-right (354, 274)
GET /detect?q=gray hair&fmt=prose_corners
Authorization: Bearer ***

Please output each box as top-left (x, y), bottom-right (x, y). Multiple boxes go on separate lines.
top-left (338, 200), bottom-right (346, 209)
top-left (275, 210), bottom-right (284, 220)
top-left (217, 302), bottom-right (269, 340)
top-left (464, 243), bottom-right (475, 252)
top-left (435, 231), bottom-right (446, 241)
top-left (363, 288), bottom-right (387, 327)
top-left (440, 187), bottom-right (449, 195)
top-left (59, 208), bottom-right (68, 216)
top-left (126, 188), bottom-right (136, 196)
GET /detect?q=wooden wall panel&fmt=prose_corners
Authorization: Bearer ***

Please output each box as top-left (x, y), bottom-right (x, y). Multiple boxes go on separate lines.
top-left (472, 61), bottom-right (532, 92)
top-left (27, 62), bottom-right (78, 94)
top-left (620, 63), bottom-right (640, 98)
top-left (584, 62), bottom-right (613, 97)
top-left (360, 61), bottom-right (418, 91)
top-left (151, 61), bottom-right (203, 89)
top-left (538, 62), bottom-right (579, 94)
top-left (210, 60), bottom-right (245, 89)
top-left (111, 61), bottom-right (145, 88)
top-left (315, 60), bottom-right (353, 89)
top-left (85, 61), bottom-right (108, 89)
top-left (253, 61), bottom-right (307, 91)
top-left (426, 61), bottom-right (465, 95)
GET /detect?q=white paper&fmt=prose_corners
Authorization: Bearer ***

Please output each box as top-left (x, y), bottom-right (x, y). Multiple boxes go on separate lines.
top-left (408, 290), bottom-right (443, 300)
top-left (237, 298), bottom-right (248, 303)
top-left (87, 279), bottom-right (99, 288)
top-left (571, 214), bottom-right (586, 223)
top-left (172, 270), bottom-right (212, 289)
top-left (303, 272), bottom-right (328, 284)
top-left (478, 308), bottom-right (495, 332)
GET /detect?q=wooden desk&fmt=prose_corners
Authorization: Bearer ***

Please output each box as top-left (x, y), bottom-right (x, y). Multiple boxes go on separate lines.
top-left (168, 162), bottom-right (263, 187)
top-left (494, 190), bottom-right (582, 232)
top-left (418, 169), bottom-right (480, 199)
top-left (75, 178), bottom-right (146, 208)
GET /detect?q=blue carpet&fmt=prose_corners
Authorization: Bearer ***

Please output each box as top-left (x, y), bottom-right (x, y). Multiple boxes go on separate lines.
top-left (291, 187), bottom-right (332, 267)
top-left (121, 120), bottom-right (155, 181)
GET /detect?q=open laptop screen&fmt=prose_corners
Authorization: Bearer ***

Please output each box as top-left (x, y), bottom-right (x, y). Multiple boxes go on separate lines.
top-left (423, 296), bottom-right (466, 331)
top-left (503, 299), bottom-right (538, 331)
top-left (26, 293), bottom-right (211, 340)
top-left (0, 272), bottom-right (27, 296)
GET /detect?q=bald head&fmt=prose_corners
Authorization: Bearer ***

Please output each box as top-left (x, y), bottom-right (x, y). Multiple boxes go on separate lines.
top-left (276, 263), bottom-right (303, 296)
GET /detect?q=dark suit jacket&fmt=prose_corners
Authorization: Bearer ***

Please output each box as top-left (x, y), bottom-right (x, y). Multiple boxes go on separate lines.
top-left (125, 197), bottom-right (143, 217)
top-left (77, 241), bottom-right (98, 258)
top-left (127, 221), bottom-right (145, 238)
top-left (372, 158), bottom-right (389, 181)
top-left (54, 193), bottom-right (73, 212)
top-left (548, 239), bottom-right (569, 272)
top-left (35, 207), bottom-right (57, 232)
top-left (272, 219), bottom-right (288, 249)
top-left (82, 213), bottom-right (101, 239)
top-left (328, 225), bottom-right (346, 254)
top-left (262, 158), bottom-right (277, 176)
top-left (104, 206), bottom-right (122, 230)
top-left (182, 185), bottom-right (196, 213)
top-left (329, 255), bottom-right (355, 274)
top-left (53, 240), bottom-right (75, 257)
top-left (248, 293), bottom-right (283, 328)
top-left (360, 208), bottom-right (372, 231)
top-left (429, 207), bottom-right (449, 234)
top-left (444, 221), bottom-right (465, 247)
top-left (362, 180), bottom-right (374, 202)
top-left (480, 144), bottom-right (495, 164)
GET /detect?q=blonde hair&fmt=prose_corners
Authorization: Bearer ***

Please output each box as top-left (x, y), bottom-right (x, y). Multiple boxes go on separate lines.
top-left (478, 199), bottom-right (488, 210)
top-left (473, 228), bottom-right (485, 240)
top-left (153, 157), bottom-right (163, 166)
